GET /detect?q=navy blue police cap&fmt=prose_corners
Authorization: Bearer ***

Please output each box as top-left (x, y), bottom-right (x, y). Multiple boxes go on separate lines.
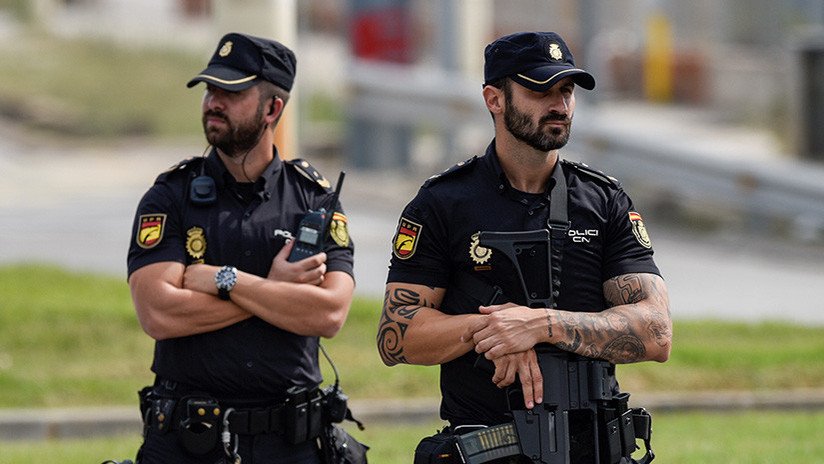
top-left (187, 32), bottom-right (297, 92)
top-left (484, 31), bottom-right (595, 92)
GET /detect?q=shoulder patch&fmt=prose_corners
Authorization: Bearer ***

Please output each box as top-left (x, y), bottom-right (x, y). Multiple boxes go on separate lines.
top-left (136, 214), bottom-right (166, 249)
top-left (423, 156), bottom-right (478, 188)
top-left (561, 159), bottom-right (620, 187)
top-left (393, 217), bottom-right (422, 259)
top-left (287, 158), bottom-right (332, 191)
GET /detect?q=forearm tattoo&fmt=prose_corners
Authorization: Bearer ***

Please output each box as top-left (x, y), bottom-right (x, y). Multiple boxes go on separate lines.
top-left (377, 286), bottom-right (434, 366)
top-left (554, 274), bottom-right (670, 364)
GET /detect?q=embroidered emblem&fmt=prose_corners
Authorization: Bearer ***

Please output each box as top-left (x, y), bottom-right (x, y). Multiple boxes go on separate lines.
top-left (219, 41), bottom-right (233, 57)
top-left (137, 214), bottom-right (166, 249)
top-left (186, 226), bottom-right (206, 261)
top-left (469, 232), bottom-right (492, 264)
top-left (393, 218), bottom-right (422, 260)
top-left (329, 212), bottom-right (350, 247)
top-left (548, 43), bottom-right (563, 61)
top-left (629, 212), bottom-right (652, 249)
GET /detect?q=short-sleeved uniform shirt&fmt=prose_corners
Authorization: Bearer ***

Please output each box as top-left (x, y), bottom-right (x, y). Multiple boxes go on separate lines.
top-left (128, 147), bottom-right (354, 399)
top-left (387, 141), bottom-right (660, 426)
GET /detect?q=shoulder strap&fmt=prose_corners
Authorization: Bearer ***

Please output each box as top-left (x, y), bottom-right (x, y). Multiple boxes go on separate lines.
top-left (423, 156), bottom-right (478, 188)
top-left (548, 161), bottom-right (569, 238)
top-left (561, 159), bottom-right (620, 187)
top-left (546, 161), bottom-right (569, 308)
top-left (287, 158), bottom-right (332, 191)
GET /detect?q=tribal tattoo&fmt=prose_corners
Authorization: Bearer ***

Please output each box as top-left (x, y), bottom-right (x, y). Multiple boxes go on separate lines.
top-left (377, 286), bottom-right (435, 366)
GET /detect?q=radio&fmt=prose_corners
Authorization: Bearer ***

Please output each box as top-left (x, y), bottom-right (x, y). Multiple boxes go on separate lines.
top-left (288, 171), bottom-right (345, 262)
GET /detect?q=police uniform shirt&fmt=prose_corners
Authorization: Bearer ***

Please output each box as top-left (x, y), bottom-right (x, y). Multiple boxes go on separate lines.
top-left (128, 147), bottom-right (354, 399)
top-left (386, 141), bottom-right (660, 426)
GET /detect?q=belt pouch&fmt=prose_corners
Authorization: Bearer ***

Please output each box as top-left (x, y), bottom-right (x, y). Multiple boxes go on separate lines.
top-left (152, 396), bottom-right (177, 435)
top-left (307, 389), bottom-right (323, 440)
top-left (414, 429), bottom-right (459, 464)
top-left (285, 386), bottom-right (309, 444)
top-left (604, 416), bottom-right (622, 464)
top-left (178, 396), bottom-right (221, 455)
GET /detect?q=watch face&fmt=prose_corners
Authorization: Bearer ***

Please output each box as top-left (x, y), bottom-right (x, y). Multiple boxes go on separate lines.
top-left (216, 266), bottom-right (237, 290)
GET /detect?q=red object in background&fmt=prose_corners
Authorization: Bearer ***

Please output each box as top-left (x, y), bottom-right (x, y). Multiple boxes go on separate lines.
top-left (351, 4), bottom-right (413, 63)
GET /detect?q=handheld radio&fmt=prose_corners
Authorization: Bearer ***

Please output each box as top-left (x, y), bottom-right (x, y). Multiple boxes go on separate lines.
top-left (288, 171), bottom-right (346, 262)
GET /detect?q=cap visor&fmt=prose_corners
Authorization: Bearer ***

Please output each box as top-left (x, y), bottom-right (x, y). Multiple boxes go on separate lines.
top-left (513, 66), bottom-right (595, 92)
top-left (186, 65), bottom-right (259, 91)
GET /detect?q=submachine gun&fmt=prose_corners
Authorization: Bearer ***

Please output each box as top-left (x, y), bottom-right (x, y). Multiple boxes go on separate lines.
top-left (451, 230), bottom-right (654, 464)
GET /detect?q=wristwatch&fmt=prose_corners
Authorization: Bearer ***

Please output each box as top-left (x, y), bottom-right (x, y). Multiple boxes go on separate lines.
top-left (214, 265), bottom-right (238, 301)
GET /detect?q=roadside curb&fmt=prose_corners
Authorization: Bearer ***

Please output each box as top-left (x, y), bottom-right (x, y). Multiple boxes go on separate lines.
top-left (3, 390), bottom-right (824, 441)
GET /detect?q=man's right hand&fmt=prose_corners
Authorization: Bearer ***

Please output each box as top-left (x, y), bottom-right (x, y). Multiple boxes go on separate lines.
top-left (267, 240), bottom-right (327, 285)
top-left (491, 348), bottom-right (543, 409)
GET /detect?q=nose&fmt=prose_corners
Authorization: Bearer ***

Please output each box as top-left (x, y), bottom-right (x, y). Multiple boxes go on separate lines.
top-left (203, 87), bottom-right (226, 110)
top-left (548, 92), bottom-right (569, 114)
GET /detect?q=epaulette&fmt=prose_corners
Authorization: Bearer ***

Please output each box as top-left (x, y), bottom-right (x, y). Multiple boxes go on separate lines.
top-left (156, 156), bottom-right (203, 181)
top-left (423, 156), bottom-right (478, 188)
top-left (287, 158), bottom-right (333, 191)
top-left (561, 159), bottom-right (621, 187)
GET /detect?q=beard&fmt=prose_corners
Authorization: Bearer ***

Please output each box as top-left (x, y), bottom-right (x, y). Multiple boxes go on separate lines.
top-left (503, 97), bottom-right (571, 152)
top-left (202, 102), bottom-right (266, 157)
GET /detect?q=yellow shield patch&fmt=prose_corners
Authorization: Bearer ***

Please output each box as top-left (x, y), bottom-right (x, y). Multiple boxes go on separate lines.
top-left (329, 212), bottom-right (350, 247)
top-left (629, 212), bottom-right (652, 249)
top-left (137, 214), bottom-right (166, 249)
top-left (393, 218), bottom-right (422, 260)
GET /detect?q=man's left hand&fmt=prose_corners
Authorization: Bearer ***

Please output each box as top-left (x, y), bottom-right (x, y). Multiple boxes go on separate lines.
top-left (267, 240), bottom-right (327, 285)
top-left (491, 348), bottom-right (543, 409)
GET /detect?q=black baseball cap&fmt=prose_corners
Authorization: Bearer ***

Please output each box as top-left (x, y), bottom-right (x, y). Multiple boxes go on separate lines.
top-left (187, 32), bottom-right (297, 92)
top-left (483, 31), bottom-right (595, 92)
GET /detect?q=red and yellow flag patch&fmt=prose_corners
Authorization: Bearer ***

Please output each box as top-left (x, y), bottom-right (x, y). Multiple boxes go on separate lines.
top-left (628, 211), bottom-right (652, 249)
top-left (137, 214), bottom-right (166, 249)
top-left (393, 217), bottom-right (422, 260)
top-left (329, 212), bottom-right (350, 247)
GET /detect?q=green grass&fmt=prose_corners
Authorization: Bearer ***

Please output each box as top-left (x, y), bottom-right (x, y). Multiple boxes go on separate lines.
top-left (0, 31), bottom-right (205, 140)
top-left (1, 264), bottom-right (823, 408)
top-left (1, 264), bottom-right (823, 462)
top-left (2, 411), bottom-right (823, 463)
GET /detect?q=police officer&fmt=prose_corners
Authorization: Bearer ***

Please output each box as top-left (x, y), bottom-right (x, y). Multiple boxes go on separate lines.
top-left (128, 32), bottom-right (355, 463)
top-left (377, 32), bottom-right (671, 462)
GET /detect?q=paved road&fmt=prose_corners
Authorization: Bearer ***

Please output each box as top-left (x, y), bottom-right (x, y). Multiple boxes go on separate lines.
top-left (2, 132), bottom-right (824, 326)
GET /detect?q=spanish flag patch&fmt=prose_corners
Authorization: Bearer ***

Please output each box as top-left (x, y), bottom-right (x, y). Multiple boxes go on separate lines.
top-left (137, 214), bottom-right (166, 249)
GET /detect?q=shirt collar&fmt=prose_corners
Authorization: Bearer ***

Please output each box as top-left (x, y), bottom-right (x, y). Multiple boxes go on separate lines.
top-left (481, 139), bottom-right (557, 201)
top-left (206, 145), bottom-right (284, 200)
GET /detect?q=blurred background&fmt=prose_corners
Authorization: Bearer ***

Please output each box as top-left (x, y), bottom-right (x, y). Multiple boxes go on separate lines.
top-left (2, 0), bottom-right (824, 317)
top-left (1, 0), bottom-right (824, 462)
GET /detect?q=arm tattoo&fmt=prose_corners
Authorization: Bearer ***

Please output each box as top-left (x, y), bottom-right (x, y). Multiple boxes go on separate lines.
top-left (377, 286), bottom-right (434, 366)
top-left (605, 274), bottom-right (646, 307)
top-left (555, 274), bottom-right (663, 363)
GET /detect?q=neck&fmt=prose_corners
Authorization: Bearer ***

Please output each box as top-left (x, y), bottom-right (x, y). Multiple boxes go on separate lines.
top-left (494, 133), bottom-right (559, 193)
top-left (217, 133), bottom-right (275, 182)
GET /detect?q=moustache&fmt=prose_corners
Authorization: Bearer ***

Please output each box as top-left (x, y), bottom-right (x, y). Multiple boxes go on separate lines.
top-left (204, 110), bottom-right (229, 123)
top-left (539, 113), bottom-right (570, 125)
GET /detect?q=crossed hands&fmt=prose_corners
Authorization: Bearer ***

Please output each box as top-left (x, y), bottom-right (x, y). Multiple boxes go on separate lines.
top-left (182, 239), bottom-right (328, 295)
top-left (461, 303), bottom-right (546, 409)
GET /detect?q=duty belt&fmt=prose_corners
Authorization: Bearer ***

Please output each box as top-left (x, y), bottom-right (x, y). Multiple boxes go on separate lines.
top-left (140, 384), bottom-right (323, 446)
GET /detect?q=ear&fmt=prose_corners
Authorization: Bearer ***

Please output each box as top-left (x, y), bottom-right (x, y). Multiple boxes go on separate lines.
top-left (265, 97), bottom-right (284, 122)
top-left (482, 85), bottom-right (504, 116)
